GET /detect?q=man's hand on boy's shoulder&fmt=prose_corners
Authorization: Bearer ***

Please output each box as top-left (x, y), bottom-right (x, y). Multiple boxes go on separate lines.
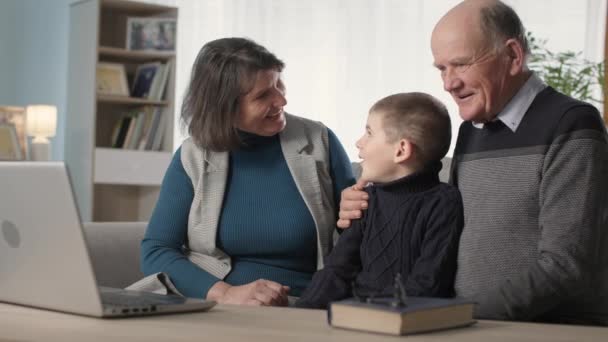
top-left (337, 179), bottom-right (369, 229)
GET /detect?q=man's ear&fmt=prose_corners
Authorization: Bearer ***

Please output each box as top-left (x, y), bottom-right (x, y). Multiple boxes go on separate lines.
top-left (394, 138), bottom-right (413, 163)
top-left (504, 38), bottom-right (525, 76)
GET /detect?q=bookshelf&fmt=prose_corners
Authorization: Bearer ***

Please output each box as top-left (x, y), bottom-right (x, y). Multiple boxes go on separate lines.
top-left (66, 0), bottom-right (178, 222)
top-left (98, 46), bottom-right (175, 61)
top-left (97, 95), bottom-right (169, 106)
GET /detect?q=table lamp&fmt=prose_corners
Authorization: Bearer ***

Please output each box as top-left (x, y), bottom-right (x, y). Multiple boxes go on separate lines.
top-left (26, 105), bottom-right (57, 161)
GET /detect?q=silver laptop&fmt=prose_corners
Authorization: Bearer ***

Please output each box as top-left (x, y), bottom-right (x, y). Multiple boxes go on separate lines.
top-left (0, 162), bottom-right (216, 317)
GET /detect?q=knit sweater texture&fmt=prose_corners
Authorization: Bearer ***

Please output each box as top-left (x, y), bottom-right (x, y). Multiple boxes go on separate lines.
top-left (296, 162), bottom-right (464, 309)
top-left (141, 129), bottom-right (354, 298)
top-left (452, 87), bottom-right (608, 324)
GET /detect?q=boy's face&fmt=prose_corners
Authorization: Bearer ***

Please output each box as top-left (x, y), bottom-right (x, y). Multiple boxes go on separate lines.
top-left (355, 111), bottom-right (404, 183)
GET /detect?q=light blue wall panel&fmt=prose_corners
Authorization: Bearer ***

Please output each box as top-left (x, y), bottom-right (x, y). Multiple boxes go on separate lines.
top-left (0, 0), bottom-right (72, 160)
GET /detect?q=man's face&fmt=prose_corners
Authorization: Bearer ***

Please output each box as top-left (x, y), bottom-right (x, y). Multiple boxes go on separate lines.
top-left (431, 24), bottom-right (512, 123)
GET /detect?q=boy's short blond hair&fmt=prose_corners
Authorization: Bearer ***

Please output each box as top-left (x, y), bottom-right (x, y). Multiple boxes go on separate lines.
top-left (370, 92), bottom-right (451, 168)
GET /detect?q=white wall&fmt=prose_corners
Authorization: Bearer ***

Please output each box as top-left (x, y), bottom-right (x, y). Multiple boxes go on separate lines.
top-left (0, 0), bottom-right (605, 162)
top-left (163, 0), bottom-right (606, 160)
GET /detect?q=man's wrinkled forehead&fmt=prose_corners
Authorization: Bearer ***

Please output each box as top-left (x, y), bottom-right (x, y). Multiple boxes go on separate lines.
top-left (431, 7), bottom-right (490, 62)
top-left (432, 0), bottom-right (487, 43)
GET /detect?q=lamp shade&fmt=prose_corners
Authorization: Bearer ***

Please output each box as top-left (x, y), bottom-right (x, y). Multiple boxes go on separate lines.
top-left (26, 105), bottom-right (57, 139)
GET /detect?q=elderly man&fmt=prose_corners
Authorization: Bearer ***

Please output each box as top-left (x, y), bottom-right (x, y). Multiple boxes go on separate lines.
top-left (338, 0), bottom-right (608, 324)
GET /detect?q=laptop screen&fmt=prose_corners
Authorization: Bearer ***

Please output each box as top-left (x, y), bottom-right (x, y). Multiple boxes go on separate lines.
top-left (0, 162), bottom-right (104, 316)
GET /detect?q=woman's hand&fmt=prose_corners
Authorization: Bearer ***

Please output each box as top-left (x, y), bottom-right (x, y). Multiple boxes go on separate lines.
top-left (207, 280), bottom-right (290, 306)
top-left (337, 179), bottom-right (369, 229)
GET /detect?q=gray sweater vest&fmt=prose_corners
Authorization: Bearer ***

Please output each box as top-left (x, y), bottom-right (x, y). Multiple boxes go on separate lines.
top-left (180, 113), bottom-right (336, 279)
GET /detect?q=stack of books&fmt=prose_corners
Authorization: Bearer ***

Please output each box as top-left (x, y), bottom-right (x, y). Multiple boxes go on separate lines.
top-left (110, 106), bottom-right (166, 151)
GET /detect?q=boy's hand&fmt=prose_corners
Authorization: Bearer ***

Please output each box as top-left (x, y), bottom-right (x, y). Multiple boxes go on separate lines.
top-left (337, 179), bottom-right (369, 229)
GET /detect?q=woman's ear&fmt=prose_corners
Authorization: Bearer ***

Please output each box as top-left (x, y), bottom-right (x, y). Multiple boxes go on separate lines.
top-left (504, 38), bottom-right (525, 76)
top-left (394, 138), bottom-right (412, 163)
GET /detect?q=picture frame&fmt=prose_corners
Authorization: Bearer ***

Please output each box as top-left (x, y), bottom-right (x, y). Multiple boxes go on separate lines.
top-left (0, 106), bottom-right (26, 159)
top-left (0, 123), bottom-right (23, 160)
top-left (126, 17), bottom-right (176, 52)
top-left (96, 62), bottom-right (130, 96)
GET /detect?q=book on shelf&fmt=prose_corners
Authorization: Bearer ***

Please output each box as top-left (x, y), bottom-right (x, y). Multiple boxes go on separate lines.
top-left (140, 107), bottom-right (166, 151)
top-left (121, 113), bottom-right (138, 149)
top-left (150, 111), bottom-right (166, 151)
top-left (131, 62), bottom-right (161, 98)
top-left (149, 60), bottom-right (172, 101)
top-left (125, 110), bottom-right (146, 150)
top-left (96, 62), bottom-right (129, 97)
top-left (109, 118), bottom-right (123, 148)
top-left (137, 107), bottom-right (155, 150)
top-left (129, 60), bottom-right (172, 101)
top-left (328, 296), bottom-right (476, 336)
top-left (112, 116), bottom-right (132, 148)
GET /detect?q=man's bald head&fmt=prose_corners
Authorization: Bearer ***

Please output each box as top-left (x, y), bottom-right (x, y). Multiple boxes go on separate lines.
top-left (430, 0), bottom-right (530, 123)
top-left (434, 0), bottom-right (529, 57)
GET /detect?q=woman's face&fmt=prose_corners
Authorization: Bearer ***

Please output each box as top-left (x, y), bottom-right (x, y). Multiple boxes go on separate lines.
top-left (237, 69), bottom-right (287, 136)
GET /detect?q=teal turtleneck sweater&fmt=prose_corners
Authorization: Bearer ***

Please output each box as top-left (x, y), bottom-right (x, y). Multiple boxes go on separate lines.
top-left (141, 129), bottom-right (354, 298)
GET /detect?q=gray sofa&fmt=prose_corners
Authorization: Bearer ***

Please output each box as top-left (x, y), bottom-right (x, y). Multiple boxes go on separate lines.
top-left (83, 158), bottom-right (451, 289)
top-left (84, 222), bottom-right (146, 288)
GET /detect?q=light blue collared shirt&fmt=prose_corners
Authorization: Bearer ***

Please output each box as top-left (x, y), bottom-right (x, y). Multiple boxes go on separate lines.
top-left (472, 73), bottom-right (547, 132)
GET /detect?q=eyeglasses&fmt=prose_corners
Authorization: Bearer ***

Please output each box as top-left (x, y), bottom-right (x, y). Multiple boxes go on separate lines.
top-left (351, 273), bottom-right (408, 308)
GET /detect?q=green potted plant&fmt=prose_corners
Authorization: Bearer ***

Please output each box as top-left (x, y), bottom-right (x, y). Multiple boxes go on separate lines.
top-left (527, 32), bottom-right (606, 109)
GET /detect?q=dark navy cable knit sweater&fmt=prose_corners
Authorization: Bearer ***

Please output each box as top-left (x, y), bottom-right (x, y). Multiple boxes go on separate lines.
top-left (296, 162), bottom-right (464, 309)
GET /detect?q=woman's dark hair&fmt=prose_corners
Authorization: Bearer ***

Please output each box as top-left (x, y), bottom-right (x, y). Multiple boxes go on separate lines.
top-left (181, 37), bottom-right (284, 151)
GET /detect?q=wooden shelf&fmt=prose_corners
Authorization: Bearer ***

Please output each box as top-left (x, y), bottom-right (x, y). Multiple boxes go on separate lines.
top-left (97, 94), bottom-right (169, 106)
top-left (94, 147), bottom-right (172, 186)
top-left (98, 46), bottom-right (175, 62)
top-left (102, 0), bottom-right (173, 13)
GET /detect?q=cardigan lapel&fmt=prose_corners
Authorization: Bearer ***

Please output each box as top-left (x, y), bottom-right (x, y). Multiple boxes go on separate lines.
top-left (190, 149), bottom-right (229, 255)
top-left (280, 115), bottom-right (328, 269)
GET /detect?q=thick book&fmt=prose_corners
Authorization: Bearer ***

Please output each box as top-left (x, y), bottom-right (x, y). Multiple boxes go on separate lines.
top-left (328, 297), bottom-right (476, 335)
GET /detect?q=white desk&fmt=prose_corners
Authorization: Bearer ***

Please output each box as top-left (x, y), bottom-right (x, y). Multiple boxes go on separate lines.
top-left (1, 303), bottom-right (606, 341)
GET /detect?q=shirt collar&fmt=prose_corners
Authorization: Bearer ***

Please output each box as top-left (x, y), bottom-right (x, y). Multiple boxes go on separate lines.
top-left (472, 73), bottom-right (547, 132)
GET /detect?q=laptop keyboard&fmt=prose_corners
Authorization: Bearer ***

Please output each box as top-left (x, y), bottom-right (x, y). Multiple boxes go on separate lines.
top-left (100, 290), bottom-right (188, 308)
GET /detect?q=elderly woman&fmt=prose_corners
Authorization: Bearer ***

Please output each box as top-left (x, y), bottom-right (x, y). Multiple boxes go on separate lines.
top-left (141, 38), bottom-right (354, 306)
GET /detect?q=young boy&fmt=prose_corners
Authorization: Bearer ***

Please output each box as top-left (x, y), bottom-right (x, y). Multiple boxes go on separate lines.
top-left (296, 92), bottom-right (464, 309)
